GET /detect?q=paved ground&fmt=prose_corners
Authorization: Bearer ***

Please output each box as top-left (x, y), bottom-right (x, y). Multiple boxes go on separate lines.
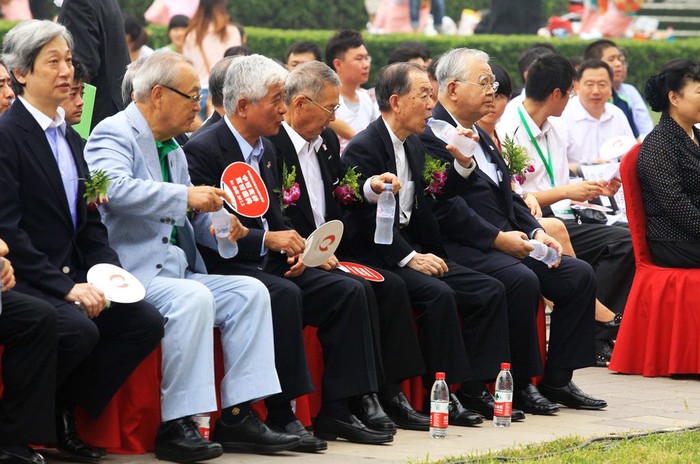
top-left (40, 367), bottom-right (699, 463)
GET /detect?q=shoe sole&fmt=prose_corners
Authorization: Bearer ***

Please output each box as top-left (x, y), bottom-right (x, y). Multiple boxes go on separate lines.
top-left (218, 440), bottom-right (301, 455)
top-left (57, 450), bottom-right (104, 463)
top-left (314, 431), bottom-right (393, 444)
top-left (155, 447), bottom-right (223, 463)
top-left (294, 442), bottom-right (329, 453)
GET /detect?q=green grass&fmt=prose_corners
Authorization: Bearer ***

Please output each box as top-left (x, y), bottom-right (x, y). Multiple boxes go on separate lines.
top-left (410, 428), bottom-right (700, 463)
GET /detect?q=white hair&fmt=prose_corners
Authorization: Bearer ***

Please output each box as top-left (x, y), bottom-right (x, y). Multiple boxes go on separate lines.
top-left (223, 54), bottom-right (288, 115)
top-left (132, 51), bottom-right (194, 102)
top-left (284, 60), bottom-right (339, 106)
top-left (435, 48), bottom-right (490, 94)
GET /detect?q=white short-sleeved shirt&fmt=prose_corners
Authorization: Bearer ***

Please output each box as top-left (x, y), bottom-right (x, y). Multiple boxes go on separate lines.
top-left (561, 97), bottom-right (634, 165)
top-left (618, 82), bottom-right (654, 137)
top-left (336, 89), bottom-right (380, 154)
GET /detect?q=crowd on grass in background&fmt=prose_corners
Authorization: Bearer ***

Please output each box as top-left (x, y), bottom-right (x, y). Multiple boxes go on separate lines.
top-left (0, 0), bottom-right (699, 464)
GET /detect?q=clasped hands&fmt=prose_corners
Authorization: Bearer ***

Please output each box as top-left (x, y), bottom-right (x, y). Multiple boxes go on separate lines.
top-left (493, 230), bottom-right (563, 268)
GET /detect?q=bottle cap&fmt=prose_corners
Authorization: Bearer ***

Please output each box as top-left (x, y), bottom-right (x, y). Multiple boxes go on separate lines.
top-left (435, 371), bottom-right (445, 380)
top-left (500, 362), bottom-right (510, 370)
top-left (384, 183), bottom-right (392, 191)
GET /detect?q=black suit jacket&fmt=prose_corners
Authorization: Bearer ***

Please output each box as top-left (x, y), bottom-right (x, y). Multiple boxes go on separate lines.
top-left (59, 0), bottom-right (129, 130)
top-left (184, 118), bottom-right (293, 270)
top-left (343, 117), bottom-right (469, 268)
top-left (0, 99), bottom-right (120, 304)
top-left (420, 102), bottom-right (542, 272)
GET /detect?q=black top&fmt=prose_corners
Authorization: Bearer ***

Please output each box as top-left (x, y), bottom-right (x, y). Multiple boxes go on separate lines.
top-left (638, 113), bottom-right (700, 242)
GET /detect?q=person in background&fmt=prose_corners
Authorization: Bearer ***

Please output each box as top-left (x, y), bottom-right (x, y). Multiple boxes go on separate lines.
top-left (159, 14), bottom-right (189, 55)
top-left (183, 0), bottom-right (242, 119)
top-left (638, 59), bottom-right (700, 268)
top-left (617, 47), bottom-right (654, 138)
top-left (224, 45), bottom-right (251, 57)
top-left (61, 59), bottom-right (88, 126)
top-left (387, 43), bottom-right (429, 70)
top-left (0, 59), bottom-right (15, 112)
top-left (124, 15), bottom-right (154, 63)
top-left (285, 41), bottom-right (321, 70)
top-left (193, 56), bottom-right (235, 132)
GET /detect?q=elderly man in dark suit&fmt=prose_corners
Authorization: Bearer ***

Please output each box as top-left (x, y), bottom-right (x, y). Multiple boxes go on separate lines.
top-left (420, 48), bottom-right (606, 414)
top-left (58, 0), bottom-right (130, 129)
top-left (184, 55), bottom-right (393, 446)
top-left (342, 62), bottom-right (522, 422)
top-left (0, 20), bottom-right (164, 462)
top-left (266, 60), bottom-right (431, 432)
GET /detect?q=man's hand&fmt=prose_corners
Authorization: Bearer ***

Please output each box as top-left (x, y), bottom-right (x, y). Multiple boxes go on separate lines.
top-left (264, 230), bottom-right (306, 256)
top-left (318, 254), bottom-right (339, 271)
top-left (445, 126), bottom-right (479, 168)
top-left (564, 181), bottom-right (605, 201)
top-left (601, 178), bottom-right (621, 197)
top-left (523, 193), bottom-right (542, 218)
top-left (187, 186), bottom-right (231, 212)
top-left (492, 231), bottom-right (533, 259)
top-left (1, 257), bottom-right (16, 292)
top-left (406, 253), bottom-right (448, 276)
top-left (0, 238), bottom-right (8, 257)
top-left (227, 215), bottom-right (248, 242)
top-left (370, 173), bottom-right (401, 195)
top-left (284, 254), bottom-right (306, 278)
top-left (533, 230), bottom-right (563, 268)
top-left (65, 283), bottom-right (107, 318)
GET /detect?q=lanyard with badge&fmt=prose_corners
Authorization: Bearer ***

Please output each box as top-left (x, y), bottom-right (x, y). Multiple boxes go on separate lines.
top-left (517, 106), bottom-right (555, 188)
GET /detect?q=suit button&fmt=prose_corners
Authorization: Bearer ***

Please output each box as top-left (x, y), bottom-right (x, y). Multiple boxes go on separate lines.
top-left (160, 218), bottom-right (165, 223)
top-left (62, 266), bottom-right (70, 273)
top-left (156, 264), bottom-right (163, 269)
top-left (162, 237), bottom-right (169, 243)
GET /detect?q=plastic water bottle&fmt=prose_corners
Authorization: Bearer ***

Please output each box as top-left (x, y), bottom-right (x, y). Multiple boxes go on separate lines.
top-left (529, 240), bottom-right (558, 266)
top-left (429, 372), bottom-right (449, 439)
top-left (494, 362), bottom-right (513, 428)
top-left (374, 183), bottom-right (395, 245)
top-left (211, 207), bottom-right (239, 259)
top-left (428, 118), bottom-right (478, 159)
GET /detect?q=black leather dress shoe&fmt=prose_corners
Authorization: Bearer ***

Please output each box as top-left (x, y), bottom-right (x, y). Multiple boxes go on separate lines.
top-left (455, 390), bottom-right (526, 422)
top-left (380, 392), bottom-right (430, 431)
top-left (351, 393), bottom-right (397, 434)
top-left (539, 381), bottom-right (608, 410)
top-left (155, 417), bottom-right (223, 463)
top-left (0, 446), bottom-right (45, 464)
top-left (266, 419), bottom-right (327, 453)
top-left (212, 411), bottom-right (301, 454)
top-left (448, 393), bottom-right (483, 426)
top-left (595, 312), bottom-right (622, 340)
top-left (513, 384), bottom-right (559, 415)
top-left (56, 410), bottom-right (104, 462)
top-left (314, 413), bottom-right (393, 444)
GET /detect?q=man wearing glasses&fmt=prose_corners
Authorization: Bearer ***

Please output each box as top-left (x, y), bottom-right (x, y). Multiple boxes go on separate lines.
top-left (84, 51), bottom-right (298, 462)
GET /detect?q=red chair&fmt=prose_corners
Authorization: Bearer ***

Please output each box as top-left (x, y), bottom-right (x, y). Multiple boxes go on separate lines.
top-left (608, 144), bottom-right (700, 376)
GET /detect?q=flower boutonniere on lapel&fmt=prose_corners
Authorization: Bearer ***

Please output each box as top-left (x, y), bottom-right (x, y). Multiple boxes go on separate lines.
top-left (274, 162), bottom-right (300, 209)
top-left (333, 166), bottom-right (363, 205)
top-left (83, 169), bottom-right (111, 210)
top-left (501, 132), bottom-right (534, 185)
top-left (423, 154), bottom-right (448, 196)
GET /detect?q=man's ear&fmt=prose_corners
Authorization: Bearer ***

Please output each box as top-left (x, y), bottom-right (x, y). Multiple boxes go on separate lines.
top-left (236, 97), bottom-right (249, 117)
top-left (12, 68), bottom-right (27, 86)
top-left (292, 94), bottom-right (306, 112)
top-left (388, 94), bottom-right (400, 113)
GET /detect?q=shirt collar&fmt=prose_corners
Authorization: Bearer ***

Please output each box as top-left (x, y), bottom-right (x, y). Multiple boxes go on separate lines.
top-left (382, 117), bottom-right (404, 149)
top-left (282, 121), bottom-right (322, 156)
top-left (518, 102), bottom-right (552, 139)
top-left (224, 114), bottom-right (263, 163)
top-left (569, 96), bottom-right (613, 123)
top-left (19, 96), bottom-right (67, 135)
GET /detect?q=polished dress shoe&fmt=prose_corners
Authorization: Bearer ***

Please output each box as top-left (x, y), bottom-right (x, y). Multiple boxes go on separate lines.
top-left (455, 389), bottom-right (525, 422)
top-left (0, 446), bottom-right (45, 464)
top-left (595, 312), bottom-right (622, 340)
top-left (212, 411), bottom-right (301, 454)
top-left (351, 393), bottom-right (397, 434)
top-left (155, 417), bottom-right (223, 462)
top-left (266, 419), bottom-right (327, 453)
top-left (539, 381), bottom-right (608, 410)
top-left (448, 393), bottom-right (483, 426)
top-left (513, 384), bottom-right (559, 415)
top-left (380, 392), bottom-right (430, 431)
top-left (56, 409), bottom-right (103, 462)
top-left (314, 413), bottom-right (394, 444)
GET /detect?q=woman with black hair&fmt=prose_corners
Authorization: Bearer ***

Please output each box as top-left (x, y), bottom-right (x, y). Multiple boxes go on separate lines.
top-left (638, 59), bottom-right (700, 268)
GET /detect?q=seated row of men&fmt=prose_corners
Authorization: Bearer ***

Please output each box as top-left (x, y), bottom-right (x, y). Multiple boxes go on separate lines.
top-left (1, 19), bottom-right (615, 464)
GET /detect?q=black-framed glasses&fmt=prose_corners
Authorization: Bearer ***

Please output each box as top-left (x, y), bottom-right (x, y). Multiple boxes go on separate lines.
top-left (304, 95), bottom-right (340, 115)
top-left (161, 84), bottom-right (203, 103)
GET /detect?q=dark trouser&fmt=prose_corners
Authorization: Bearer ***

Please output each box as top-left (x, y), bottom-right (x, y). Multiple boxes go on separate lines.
top-left (562, 220), bottom-right (635, 314)
top-left (0, 291), bottom-right (57, 445)
top-left (391, 259), bottom-right (510, 387)
top-left (57, 299), bottom-right (164, 417)
top-left (649, 239), bottom-right (700, 268)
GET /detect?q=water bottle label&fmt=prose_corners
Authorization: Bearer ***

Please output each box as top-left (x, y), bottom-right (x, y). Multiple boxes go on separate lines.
top-left (493, 391), bottom-right (512, 417)
top-left (430, 401), bottom-right (449, 428)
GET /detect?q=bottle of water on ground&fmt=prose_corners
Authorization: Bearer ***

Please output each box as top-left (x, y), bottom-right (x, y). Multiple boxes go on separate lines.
top-left (211, 207), bottom-right (239, 259)
top-left (374, 183), bottom-right (395, 245)
top-left (529, 240), bottom-right (558, 266)
top-left (430, 372), bottom-right (449, 438)
top-left (493, 362), bottom-right (513, 428)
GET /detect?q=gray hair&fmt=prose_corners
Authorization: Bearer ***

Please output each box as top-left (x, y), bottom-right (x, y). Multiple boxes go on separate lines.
top-left (132, 51), bottom-right (193, 102)
top-left (121, 55), bottom-right (148, 106)
top-left (209, 56), bottom-right (237, 108)
top-left (435, 48), bottom-right (489, 94)
top-left (375, 62), bottom-right (424, 113)
top-left (284, 60), bottom-right (339, 106)
top-left (223, 54), bottom-right (288, 115)
top-left (2, 20), bottom-right (74, 95)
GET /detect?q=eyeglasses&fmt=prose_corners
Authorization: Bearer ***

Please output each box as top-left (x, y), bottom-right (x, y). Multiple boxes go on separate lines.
top-left (304, 96), bottom-right (340, 115)
top-left (455, 77), bottom-right (499, 93)
top-left (160, 84), bottom-right (203, 103)
top-left (566, 89), bottom-right (576, 99)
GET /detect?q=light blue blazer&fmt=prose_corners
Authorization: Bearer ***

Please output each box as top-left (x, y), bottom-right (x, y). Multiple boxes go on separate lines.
top-left (84, 103), bottom-right (217, 287)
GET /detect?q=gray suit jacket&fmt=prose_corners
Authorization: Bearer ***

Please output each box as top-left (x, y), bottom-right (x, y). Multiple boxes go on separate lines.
top-left (84, 103), bottom-right (216, 287)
